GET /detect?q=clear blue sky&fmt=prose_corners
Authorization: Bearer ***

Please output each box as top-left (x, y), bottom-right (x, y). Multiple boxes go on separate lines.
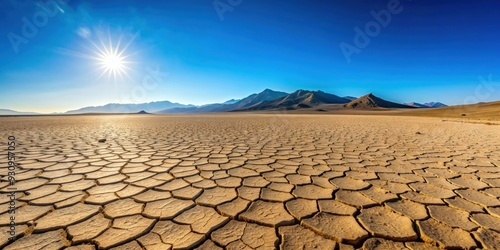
top-left (1, 0), bottom-right (499, 113)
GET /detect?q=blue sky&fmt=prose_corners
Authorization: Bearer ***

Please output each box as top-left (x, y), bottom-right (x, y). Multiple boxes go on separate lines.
top-left (1, 0), bottom-right (500, 113)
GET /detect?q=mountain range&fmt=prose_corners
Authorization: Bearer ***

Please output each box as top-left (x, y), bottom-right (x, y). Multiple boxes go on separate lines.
top-left (405, 102), bottom-right (448, 108)
top-left (0, 109), bottom-right (39, 115)
top-left (157, 89), bottom-right (289, 113)
top-left (239, 90), bottom-right (351, 111)
top-left (65, 101), bottom-right (194, 114)
top-left (1, 89), bottom-right (449, 115)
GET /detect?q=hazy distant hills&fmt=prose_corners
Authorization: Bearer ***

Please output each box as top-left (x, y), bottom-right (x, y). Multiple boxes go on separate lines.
top-left (65, 101), bottom-right (194, 114)
top-left (345, 93), bottom-right (415, 109)
top-left (159, 104), bottom-right (229, 114)
top-left (406, 102), bottom-right (448, 108)
top-left (0, 109), bottom-right (39, 115)
top-left (342, 96), bottom-right (358, 101)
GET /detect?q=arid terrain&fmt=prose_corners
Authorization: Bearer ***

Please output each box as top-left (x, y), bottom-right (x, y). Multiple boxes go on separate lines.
top-left (1, 114), bottom-right (500, 249)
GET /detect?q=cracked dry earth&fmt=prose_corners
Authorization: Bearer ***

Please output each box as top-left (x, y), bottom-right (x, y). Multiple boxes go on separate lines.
top-left (0, 114), bottom-right (500, 250)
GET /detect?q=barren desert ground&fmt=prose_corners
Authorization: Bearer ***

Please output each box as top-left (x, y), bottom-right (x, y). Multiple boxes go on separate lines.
top-left (1, 114), bottom-right (500, 249)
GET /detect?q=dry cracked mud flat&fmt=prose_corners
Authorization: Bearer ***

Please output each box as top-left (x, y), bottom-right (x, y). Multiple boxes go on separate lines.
top-left (0, 114), bottom-right (500, 250)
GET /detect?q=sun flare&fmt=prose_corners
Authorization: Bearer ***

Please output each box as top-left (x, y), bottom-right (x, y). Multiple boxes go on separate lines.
top-left (91, 35), bottom-right (133, 81)
top-left (68, 29), bottom-right (137, 82)
top-left (99, 51), bottom-right (125, 73)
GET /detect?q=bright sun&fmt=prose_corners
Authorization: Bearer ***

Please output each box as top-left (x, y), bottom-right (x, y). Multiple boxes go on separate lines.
top-left (93, 38), bottom-right (132, 81)
top-left (79, 30), bottom-right (136, 82)
top-left (100, 52), bottom-right (125, 72)
top-left (64, 28), bottom-right (137, 82)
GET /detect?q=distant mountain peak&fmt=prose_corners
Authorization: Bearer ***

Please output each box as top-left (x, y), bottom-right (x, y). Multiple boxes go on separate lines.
top-left (222, 99), bottom-right (240, 104)
top-left (425, 102), bottom-right (447, 108)
top-left (260, 88), bottom-right (284, 94)
top-left (345, 93), bottom-right (413, 109)
top-left (261, 88), bottom-right (282, 95)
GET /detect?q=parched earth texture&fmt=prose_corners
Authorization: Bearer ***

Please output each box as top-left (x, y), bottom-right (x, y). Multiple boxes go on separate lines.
top-left (0, 114), bottom-right (499, 250)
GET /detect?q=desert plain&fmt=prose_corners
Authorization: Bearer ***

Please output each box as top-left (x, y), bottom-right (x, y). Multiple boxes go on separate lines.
top-left (0, 114), bottom-right (500, 249)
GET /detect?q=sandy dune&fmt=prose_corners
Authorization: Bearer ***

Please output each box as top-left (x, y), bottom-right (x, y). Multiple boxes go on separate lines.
top-left (1, 114), bottom-right (499, 249)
